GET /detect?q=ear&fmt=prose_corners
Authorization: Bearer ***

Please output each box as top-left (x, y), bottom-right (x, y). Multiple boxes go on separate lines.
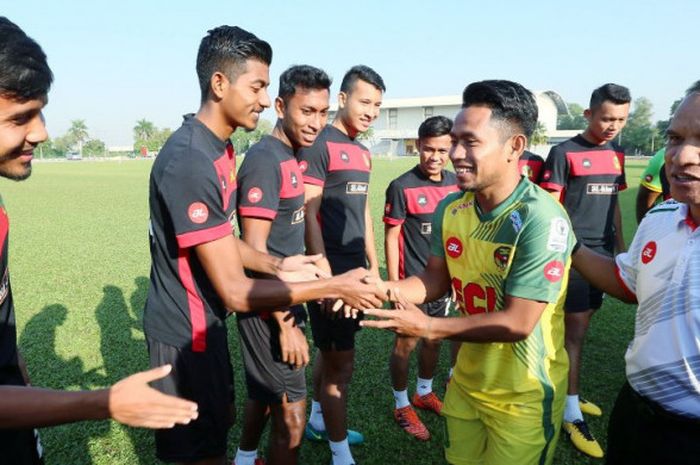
top-left (507, 134), bottom-right (527, 162)
top-left (274, 96), bottom-right (286, 119)
top-left (583, 108), bottom-right (592, 122)
top-left (209, 71), bottom-right (229, 100)
top-left (337, 91), bottom-right (348, 109)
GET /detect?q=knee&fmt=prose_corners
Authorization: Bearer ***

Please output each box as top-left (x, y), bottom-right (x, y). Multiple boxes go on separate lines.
top-left (393, 337), bottom-right (418, 358)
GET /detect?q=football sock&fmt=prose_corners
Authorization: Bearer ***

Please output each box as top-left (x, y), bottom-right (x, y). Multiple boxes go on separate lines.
top-left (416, 377), bottom-right (433, 396)
top-left (330, 437), bottom-right (354, 465)
top-left (393, 389), bottom-right (410, 409)
top-left (564, 394), bottom-right (584, 422)
top-left (233, 448), bottom-right (257, 465)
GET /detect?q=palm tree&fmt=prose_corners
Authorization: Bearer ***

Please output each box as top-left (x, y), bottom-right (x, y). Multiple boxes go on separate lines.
top-left (68, 120), bottom-right (89, 155)
top-left (133, 119), bottom-right (156, 142)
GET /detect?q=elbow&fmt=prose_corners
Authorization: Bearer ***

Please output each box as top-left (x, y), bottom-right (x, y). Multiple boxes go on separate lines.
top-left (223, 278), bottom-right (255, 313)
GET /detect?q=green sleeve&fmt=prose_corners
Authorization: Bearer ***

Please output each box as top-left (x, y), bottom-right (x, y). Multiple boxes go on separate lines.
top-left (639, 149), bottom-right (665, 192)
top-left (505, 204), bottom-right (575, 303)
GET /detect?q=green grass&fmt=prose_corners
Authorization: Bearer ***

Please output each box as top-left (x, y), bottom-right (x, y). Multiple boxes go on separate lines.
top-left (4, 158), bottom-right (647, 464)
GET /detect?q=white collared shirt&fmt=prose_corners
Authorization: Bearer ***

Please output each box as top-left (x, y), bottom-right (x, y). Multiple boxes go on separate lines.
top-left (616, 200), bottom-right (700, 419)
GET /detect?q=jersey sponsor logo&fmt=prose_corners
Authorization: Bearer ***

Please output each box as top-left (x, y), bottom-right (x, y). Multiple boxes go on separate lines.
top-left (346, 182), bottom-right (369, 194)
top-left (644, 174), bottom-right (653, 183)
top-left (544, 260), bottom-right (565, 282)
top-left (450, 200), bottom-right (473, 216)
top-left (385, 203), bottom-right (392, 214)
top-left (291, 172), bottom-right (298, 188)
top-left (587, 183), bottom-right (619, 195)
top-left (247, 187), bottom-right (263, 203)
top-left (641, 241), bottom-right (657, 264)
top-left (0, 268), bottom-right (9, 306)
top-left (291, 206), bottom-right (305, 224)
top-left (493, 246), bottom-right (512, 271)
top-left (445, 237), bottom-right (463, 258)
top-left (542, 170), bottom-right (552, 181)
top-left (421, 222), bottom-right (432, 235)
top-left (188, 202), bottom-right (209, 224)
top-left (452, 277), bottom-right (496, 315)
top-left (340, 151), bottom-right (350, 163)
top-left (582, 158), bottom-right (592, 168)
top-left (510, 211), bottom-right (523, 233)
top-left (547, 217), bottom-right (569, 252)
top-left (299, 160), bottom-right (308, 173)
top-left (417, 194), bottom-right (428, 207)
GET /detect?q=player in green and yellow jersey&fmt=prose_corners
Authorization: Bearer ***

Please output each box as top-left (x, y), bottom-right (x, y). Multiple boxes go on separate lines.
top-left (363, 80), bottom-right (574, 465)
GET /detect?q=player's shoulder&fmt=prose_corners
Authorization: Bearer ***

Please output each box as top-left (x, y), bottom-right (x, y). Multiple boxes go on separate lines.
top-left (647, 198), bottom-right (682, 216)
top-left (518, 181), bottom-right (570, 222)
top-left (241, 136), bottom-right (289, 168)
top-left (443, 170), bottom-right (458, 184)
top-left (390, 165), bottom-right (421, 185)
top-left (153, 121), bottom-right (214, 181)
top-left (437, 190), bottom-right (467, 212)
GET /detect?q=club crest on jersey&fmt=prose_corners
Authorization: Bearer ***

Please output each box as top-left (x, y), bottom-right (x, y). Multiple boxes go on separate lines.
top-left (547, 217), bottom-right (569, 252)
top-left (641, 241), bottom-right (657, 264)
top-left (445, 237), bottom-right (463, 258)
top-left (188, 202), bottom-right (209, 224)
top-left (346, 182), bottom-right (368, 194)
top-left (220, 175), bottom-right (227, 191)
top-left (290, 172), bottom-right (298, 188)
top-left (417, 194), bottom-right (428, 207)
top-left (582, 158), bottom-right (592, 169)
top-left (340, 151), bottom-right (350, 163)
top-left (510, 211), bottom-right (523, 233)
top-left (544, 260), bottom-right (564, 282)
top-left (248, 187), bottom-right (263, 203)
top-left (291, 206), bottom-right (305, 224)
top-left (493, 246), bottom-right (512, 271)
top-left (299, 161), bottom-right (308, 173)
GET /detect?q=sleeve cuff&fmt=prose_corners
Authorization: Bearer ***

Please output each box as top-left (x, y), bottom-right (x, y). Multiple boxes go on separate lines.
top-left (238, 206), bottom-right (277, 220)
top-left (614, 264), bottom-right (638, 303)
top-left (176, 222), bottom-right (232, 248)
top-left (539, 181), bottom-right (564, 191)
top-left (302, 175), bottom-right (324, 186)
top-left (383, 216), bottom-right (404, 226)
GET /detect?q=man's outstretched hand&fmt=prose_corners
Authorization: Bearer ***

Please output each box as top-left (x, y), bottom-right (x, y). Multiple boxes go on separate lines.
top-left (108, 364), bottom-right (199, 429)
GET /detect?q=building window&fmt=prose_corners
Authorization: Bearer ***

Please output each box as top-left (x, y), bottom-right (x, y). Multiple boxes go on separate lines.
top-left (388, 108), bottom-right (398, 129)
top-left (424, 106), bottom-right (434, 119)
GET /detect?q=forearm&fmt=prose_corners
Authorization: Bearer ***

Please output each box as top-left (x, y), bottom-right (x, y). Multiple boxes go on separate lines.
top-left (613, 201), bottom-right (626, 252)
top-left (222, 276), bottom-right (344, 312)
top-left (428, 311), bottom-right (533, 343)
top-left (364, 206), bottom-right (379, 274)
top-left (572, 245), bottom-right (634, 302)
top-left (385, 235), bottom-right (400, 282)
top-left (0, 387), bottom-right (108, 428)
top-left (386, 274), bottom-right (446, 305)
top-left (236, 237), bottom-right (280, 275)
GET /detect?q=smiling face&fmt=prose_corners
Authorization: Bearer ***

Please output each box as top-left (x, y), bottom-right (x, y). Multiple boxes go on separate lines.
top-left (336, 79), bottom-right (382, 138)
top-left (665, 93), bottom-right (700, 212)
top-left (417, 134), bottom-right (452, 181)
top-left (0, 94), bottom-right (48, 181)
top-left (220, 59), bottom-right (271, 131)
top-left (584, 101), bottom-right (630, 145)
top-left (277, 86), bottom-right (330, 149)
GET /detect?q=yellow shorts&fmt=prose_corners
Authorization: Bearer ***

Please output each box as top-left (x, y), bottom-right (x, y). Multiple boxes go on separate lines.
top-left (443, 390), bottom-right (563, 465)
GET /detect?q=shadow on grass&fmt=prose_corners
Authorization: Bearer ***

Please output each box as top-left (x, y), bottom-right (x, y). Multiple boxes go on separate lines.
top-left (19, 304), bottom-right (109, 464)
top-left (95, 278), bottom-right (153, 465)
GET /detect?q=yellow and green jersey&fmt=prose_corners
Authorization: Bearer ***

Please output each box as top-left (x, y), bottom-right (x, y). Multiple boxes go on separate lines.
top-left (432, 178), bottom-right (573, 420)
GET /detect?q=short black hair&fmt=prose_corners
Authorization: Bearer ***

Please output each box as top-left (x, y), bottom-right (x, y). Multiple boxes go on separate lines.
top-left (278, 65), bottom-right (332, 102)
top-left (686, 80), bottom-right (700, 96)
top-left (196, 25), bottom-right (272, 102)
top-left (589, 83), bottom-right (631, 110)
top-left (461, 80), bottom-right (538, 139)
top-left (339, 65), bottom-right (385, 94)
top-left (0, 17), bottom-right (53, 101)
top-left (418, 115), bottom-right (452, 140)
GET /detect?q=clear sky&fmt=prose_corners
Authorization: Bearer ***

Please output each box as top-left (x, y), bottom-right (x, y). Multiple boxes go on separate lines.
top-left (5, 0), bottom-right (699, 147)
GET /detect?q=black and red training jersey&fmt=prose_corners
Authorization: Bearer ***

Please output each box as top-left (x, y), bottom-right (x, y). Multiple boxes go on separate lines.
top-left (144, 115), bottom-right (237, 352)
top-left (237, 135), bottom-right (305, 258)
top-left (540, 134), bottom-right (626, 246)
top-left (298, 125), bottom-right (371, 260)
top-left (384, 166), bottom-right (459, 278)
top-left (0, 199), bottom-right (18, 375)
top-left (518, 150), bottom-right (544, 183)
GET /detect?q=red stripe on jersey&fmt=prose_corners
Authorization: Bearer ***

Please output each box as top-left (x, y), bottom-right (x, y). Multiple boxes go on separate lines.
top-left (303, 175), bottom-right (324, 186)
top-left (614, 264), bottom-right (638, 303)
top-left (279, 159), bottom-right (305, 198)
top-left (0, 208), bottom-right (8, 255)
top-left (398, 225), bottom-right (406, 280)
top-left (178, 248), bottom-right (207, 352)
top-left (213, 151), bottom-right (237, 211)
top-left (177, 222), bottom-right (232, 248)
top-left (404, 185), bottom-right (460, 215)
top-left (518, 159), bottom-right (543, 182)
top-left (383, 216), bottom-right (404, 226)
top-left (238, 206), bottom-right (277, 220)
top-left (567, 150), bottom-right (624, 176)
top-left (540, 181), bottom-right (565, 192)
top-left (327, 142), bottom-right (371, 173)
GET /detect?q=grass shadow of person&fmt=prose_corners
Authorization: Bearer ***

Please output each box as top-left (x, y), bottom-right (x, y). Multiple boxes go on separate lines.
top-left (95, 280), bottom-right (153, 465)
top-left (19, 304), bottom-right (109, 465)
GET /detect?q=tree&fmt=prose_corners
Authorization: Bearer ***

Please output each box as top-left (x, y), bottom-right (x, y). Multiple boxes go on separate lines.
top-left (83, 139), bottom-right (106, 157)
top-left (133, 120), bottom-right (171, 154)
top-left (655, 98), bottom-right (683, 142)
top-left (622, 97), bottom-right (658, 155)
top-left (557, 103), bottom-right (587, 130)
top-left (530, 122), bottom-right (548, 147)
top-left (230, 119), bottom-right (273, 154)
top-left (67, 120), bottom-right (89, 155)
top-left (133, 119), bottom-right (156, 142)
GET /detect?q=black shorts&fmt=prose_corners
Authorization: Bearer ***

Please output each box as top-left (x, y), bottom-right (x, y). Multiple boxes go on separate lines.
top-left (0, 365), bottom-right (44, 465)
top-left (419, 294), bottom-right (451, 317)
top-left (237, 305), bottom-right (307, 404)
top-left (309, 254), bottom-right (366, 352)
top-left (565, 243), bottom-right (614, 313)
top-left (147, 336), bottom-right (234, 463)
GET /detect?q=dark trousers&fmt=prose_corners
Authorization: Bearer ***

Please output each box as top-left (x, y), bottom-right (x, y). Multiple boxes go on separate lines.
top-left (606, 382), bottom-right (700, 465)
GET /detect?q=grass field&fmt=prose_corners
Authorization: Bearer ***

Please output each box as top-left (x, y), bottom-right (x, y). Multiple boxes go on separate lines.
top-left (3, 157), bottom-right (646, 465)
